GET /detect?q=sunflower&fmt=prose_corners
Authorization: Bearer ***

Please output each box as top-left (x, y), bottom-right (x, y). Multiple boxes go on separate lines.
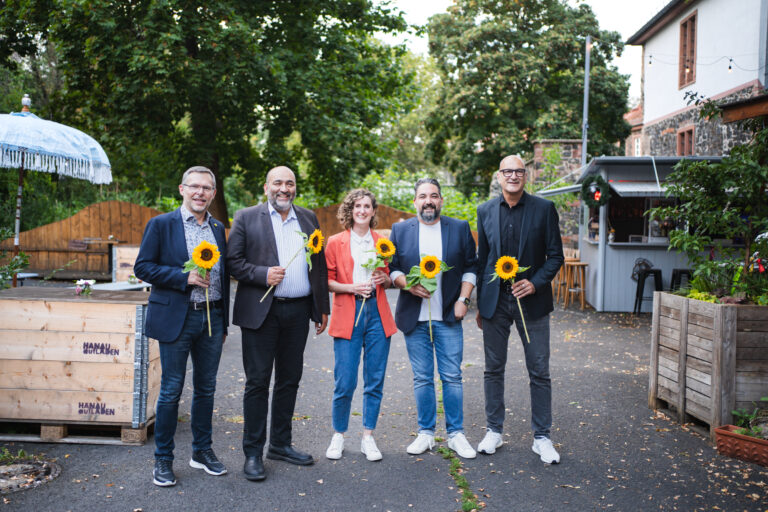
top-left (495, 256), bottom-right (519, 281)
top-left (192, 240), bottom-right (220, 270)
top-left (375, 238), bottom-right (396, 258)
top-left (307, 229), bottom-right (324, 254)
top-left (420, 255), bottom-right (441, 279)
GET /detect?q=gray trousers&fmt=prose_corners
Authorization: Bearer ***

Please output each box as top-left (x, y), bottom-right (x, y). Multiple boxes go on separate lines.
top-left (482, 291), bottom-right (552, 438)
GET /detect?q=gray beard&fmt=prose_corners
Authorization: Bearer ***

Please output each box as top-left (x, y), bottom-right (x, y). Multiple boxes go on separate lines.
top-left (418, 209), bottom-right (439, 223)
top-left (269, 196), bottom-right (292, 212)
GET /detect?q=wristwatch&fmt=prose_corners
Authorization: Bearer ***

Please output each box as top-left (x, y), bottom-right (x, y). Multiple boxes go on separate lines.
top-left (457, 296), bottom-right (470, 306)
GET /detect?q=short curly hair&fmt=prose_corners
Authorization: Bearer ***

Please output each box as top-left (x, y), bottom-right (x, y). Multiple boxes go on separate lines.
top-left (337, 188), bottom-right (378, 230)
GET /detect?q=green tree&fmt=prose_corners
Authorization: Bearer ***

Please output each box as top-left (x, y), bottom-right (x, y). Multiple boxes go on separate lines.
top-left (426, 0), bottom-right (630, 195)
top-left (5, 0), bottom-right (413, 224)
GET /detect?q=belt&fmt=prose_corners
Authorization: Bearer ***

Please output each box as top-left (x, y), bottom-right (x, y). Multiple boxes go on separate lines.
top-left (355, 289), bottom-right (376, 301)
top-left (274, 295), bottom-right (311, 304)
top-left (190, 300), bottom-right (222, 311)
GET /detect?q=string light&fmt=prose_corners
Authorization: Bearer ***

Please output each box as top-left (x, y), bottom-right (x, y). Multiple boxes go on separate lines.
top-left (646, 54), bottom-right (766, 72)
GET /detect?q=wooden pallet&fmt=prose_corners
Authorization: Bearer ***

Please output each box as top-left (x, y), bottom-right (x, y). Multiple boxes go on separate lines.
top-left (0, 419), bottom-right (154, 446)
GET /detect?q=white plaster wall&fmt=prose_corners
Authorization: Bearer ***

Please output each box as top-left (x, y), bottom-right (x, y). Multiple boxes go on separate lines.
top-left (642, 0), bottom-right (764, 124)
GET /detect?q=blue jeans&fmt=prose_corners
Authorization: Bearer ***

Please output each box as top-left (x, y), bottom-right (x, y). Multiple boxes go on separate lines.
top-left (155, 305), bottom-right (224, 461)
top-left (332, 297), bottom-right (391, 432)
top-left (482, 292), bottom-right (552, 438)
top-left (404, 320), bottom-right (464, 435)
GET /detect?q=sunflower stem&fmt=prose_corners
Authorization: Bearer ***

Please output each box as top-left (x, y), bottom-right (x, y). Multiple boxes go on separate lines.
top-left (205, 287), bottom-right (212, 337)
top-left (355, 297), bottom-right (366, 327)
top-left (516, 296), bottom-right (530, 343)
top-left (428, 297), bottom-right (433, 343)
top-left (259, 246), bottom-right (305, 302)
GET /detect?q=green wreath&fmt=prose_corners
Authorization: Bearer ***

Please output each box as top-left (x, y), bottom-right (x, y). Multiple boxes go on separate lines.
top-left (581, 175), bottom-right (611, 208)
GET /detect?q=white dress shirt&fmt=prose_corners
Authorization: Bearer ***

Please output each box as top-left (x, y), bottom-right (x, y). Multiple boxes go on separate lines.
top-left (268, 202), bottom-right (311, 298)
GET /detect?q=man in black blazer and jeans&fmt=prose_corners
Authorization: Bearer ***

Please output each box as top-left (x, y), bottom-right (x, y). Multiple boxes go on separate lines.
top-left (227, 166), bottom-right (329, 481)
top-left (475, 155), bottom-right (564, 464)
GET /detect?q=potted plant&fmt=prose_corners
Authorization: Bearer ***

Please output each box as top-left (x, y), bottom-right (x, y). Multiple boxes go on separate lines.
top-left (646, 98), bottom-right (768, 439)
top-left (714, 398), bottom-right (768, 467)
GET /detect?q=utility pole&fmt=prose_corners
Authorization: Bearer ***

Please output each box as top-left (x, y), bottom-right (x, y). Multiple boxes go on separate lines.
top-left (581, 35), bottom-right (592, 168)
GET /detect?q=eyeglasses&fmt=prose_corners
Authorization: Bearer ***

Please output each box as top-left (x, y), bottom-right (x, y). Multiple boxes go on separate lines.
top-left (500, 168), bottom-right (526, 178)
top-left (182, 184), bottom-right (215, 193)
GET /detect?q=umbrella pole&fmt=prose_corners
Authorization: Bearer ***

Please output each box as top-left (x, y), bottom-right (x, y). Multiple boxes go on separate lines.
top-left (12, 154), bottom-right (25, 288)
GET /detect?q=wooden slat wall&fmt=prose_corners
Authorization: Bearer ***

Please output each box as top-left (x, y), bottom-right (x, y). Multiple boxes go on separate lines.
top-left (0, 201), bottom-right (163, 278)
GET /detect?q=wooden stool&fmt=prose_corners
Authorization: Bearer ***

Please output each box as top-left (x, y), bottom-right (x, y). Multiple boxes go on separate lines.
top-left (564, 261), bottom-right (588, 310)
top-left (555, 257), bottom-right (578, 304)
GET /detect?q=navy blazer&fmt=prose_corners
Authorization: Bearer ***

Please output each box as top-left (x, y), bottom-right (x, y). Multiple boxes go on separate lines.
top-left (389, 216), bottom-right (478, 335)
top-left (134, 208), bottom-right (230, 342)
top-left (476, 192), bottom-right (563, 321)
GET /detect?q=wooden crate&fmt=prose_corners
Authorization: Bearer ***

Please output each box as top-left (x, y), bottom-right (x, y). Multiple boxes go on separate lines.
top-left (113, 244), bottom-right (140, 282)
top-left (649, 291), bottom-right (768, 440)
top-left (0, 287), bottom-right (160, 443)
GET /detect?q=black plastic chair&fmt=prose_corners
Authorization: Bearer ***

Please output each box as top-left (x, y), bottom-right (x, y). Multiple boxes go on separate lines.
top-left (670, 268), bottom-right (692, 291)
top-left (634, 268), bottom-right (662, 314)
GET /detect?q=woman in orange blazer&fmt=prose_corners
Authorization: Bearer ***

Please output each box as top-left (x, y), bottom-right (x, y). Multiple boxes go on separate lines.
top-left (324, 188), bottom-right (397, 462)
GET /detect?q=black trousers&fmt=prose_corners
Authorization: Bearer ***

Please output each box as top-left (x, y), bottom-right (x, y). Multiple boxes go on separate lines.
top-left (241, 297), bottom-right (311, 456)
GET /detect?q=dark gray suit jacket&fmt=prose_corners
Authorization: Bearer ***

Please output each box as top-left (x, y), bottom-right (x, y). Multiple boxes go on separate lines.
top-left (227, 203), bottom-right (330, 330)
top-left (476, 192), bottom-right (564, 321)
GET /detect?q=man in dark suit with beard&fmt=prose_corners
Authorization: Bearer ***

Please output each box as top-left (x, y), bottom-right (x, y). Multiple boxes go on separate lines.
top-left (227, 165), bottom-right (329, 481)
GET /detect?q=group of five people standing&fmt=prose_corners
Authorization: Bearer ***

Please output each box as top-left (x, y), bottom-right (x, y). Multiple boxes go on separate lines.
top-left (135, 155), bottom-right (563, 487)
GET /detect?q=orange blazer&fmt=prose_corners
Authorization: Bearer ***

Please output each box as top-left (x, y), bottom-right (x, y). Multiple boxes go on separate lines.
top-left (325, 229), bottom-right (397, 340)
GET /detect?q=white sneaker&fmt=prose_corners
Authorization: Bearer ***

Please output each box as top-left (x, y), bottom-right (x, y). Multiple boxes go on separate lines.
top-left (447, 433), bottom-right (477, 459)
top-left (361, 436), bottom-right (382, 461)
top-left (406, 433), bottom-right (435, 455)
top-left (477, 430), bottom-right (503, 455)
top-left (326, 433), bottom-right (344, 460)
top-left (532, 437), bottom-right (560, 464)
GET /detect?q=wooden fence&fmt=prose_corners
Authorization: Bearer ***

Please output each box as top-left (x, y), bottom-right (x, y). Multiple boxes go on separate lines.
top-left (1, 201), bottom-right (162, 280)
top-left (2, 201), bottom-right (419, 279)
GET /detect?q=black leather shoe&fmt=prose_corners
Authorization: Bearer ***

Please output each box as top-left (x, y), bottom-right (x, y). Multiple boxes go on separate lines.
top-left (266, 445), bottom-right (315, 466)
top-left (243, 456), bottom-right (266, 481)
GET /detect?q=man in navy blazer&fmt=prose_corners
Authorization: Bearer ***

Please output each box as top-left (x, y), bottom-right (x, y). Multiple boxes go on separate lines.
top-left (475, 154), bottom-right (563, 464)
top-left (134, 166), bottom-right (230, 487)
top-left (389, 178), bottom-right (479, 459)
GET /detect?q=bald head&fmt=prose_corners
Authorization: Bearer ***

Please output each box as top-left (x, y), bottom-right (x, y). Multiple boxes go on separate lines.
top-left (266, 166), bottom-right (295, 185)
top-left (264, 166), bottom-right (297, 212)
top-left (499, 155), bottom-right (524, 170)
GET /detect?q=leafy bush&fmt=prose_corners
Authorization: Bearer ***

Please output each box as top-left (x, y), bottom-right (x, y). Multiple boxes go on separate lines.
top-left (0, 227), bottom-right (29, 288)
top-left (649, 98), bottom-right (768, 304)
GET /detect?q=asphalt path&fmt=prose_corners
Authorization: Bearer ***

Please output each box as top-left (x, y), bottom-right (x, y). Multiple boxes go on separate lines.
top-left (2, 288), bottom-right (767, 511)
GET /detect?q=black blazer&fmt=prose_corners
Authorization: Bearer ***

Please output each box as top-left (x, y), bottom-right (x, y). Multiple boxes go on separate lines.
top-left (227, 203), bottom-right (330, 330)
top-left (134, 208), bottom-right (230, 342)
top-left (388, 216), bottom-right (478, 335)
top-left (476, 192), bottom-right (564, 321)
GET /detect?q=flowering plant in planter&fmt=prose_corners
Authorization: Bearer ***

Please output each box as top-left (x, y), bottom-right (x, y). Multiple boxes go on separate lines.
top-left (74, 279), bottom-right (95, 296)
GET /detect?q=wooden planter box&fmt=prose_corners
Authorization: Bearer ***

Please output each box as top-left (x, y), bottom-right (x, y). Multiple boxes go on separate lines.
top-left (0, 287), bottom-right (160, 444)
top-left (714, 425), bottom-right (768, 466)
top-left (649, 291), bottom-right (768, 440)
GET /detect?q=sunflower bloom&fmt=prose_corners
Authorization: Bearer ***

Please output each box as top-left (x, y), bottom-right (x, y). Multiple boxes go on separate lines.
top-left (192, 240), bottom-right (220, 270)
top-left (495, 256), bottom-right (518, 280)
top-left (420, 255), bottom-right (441, 279)
top-left (308, 229), bottom-right (324, 254)
top-left (375, 238), bottom-right (396, 258)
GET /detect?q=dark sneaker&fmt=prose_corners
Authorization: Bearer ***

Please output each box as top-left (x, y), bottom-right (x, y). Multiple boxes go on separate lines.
top-left (189, 449), bottom-right (227, 476)
top-left (153, 459), bottom-right (176, 487)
